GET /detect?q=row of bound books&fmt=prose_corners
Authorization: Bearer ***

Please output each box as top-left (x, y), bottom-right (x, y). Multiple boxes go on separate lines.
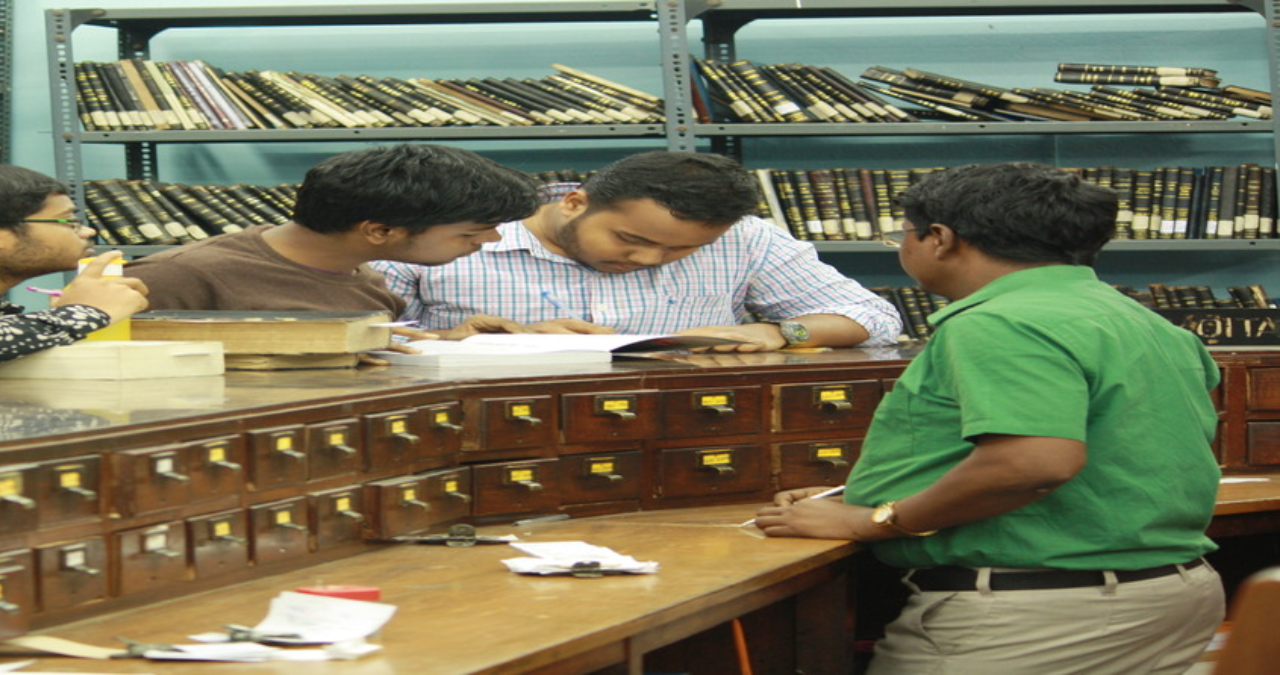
top-left (752, 164), bottom-right (1279, 242)
top-left (85, 180), bottom-right (295, 246)
top-left (73, 60), bottom-right (663, 132)
top-left (694, 59), bottom-right (1270, 124)
top-left (875, 283), bottom-right (1275, 341)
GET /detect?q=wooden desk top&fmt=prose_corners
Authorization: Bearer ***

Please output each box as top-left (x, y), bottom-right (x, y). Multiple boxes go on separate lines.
top-left (8, 504), bottom-right (854, 674)
top-left (1215, 474), bottom-right (1280, 516)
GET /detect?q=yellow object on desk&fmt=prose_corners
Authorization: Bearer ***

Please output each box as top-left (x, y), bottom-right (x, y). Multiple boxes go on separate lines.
top-left (76, 257), bottom-right (130, 341)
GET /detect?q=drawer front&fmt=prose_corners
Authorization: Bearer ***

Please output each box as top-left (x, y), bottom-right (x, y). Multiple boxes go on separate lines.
top-left (1247, 422), bottom-right (1280, 467)
top-left (366, 475), bottom-right (434, 539)
top-left (659, 387), bottom-right (763, 439)
top-left (419, 468), bottom-right (474, 529)
top-left (0, 465), bottom-right (39, 536)
top-left (0, 550), bottom-right (34, 640)
top-left (37, 537), bottom-right (107, 612)
top-left (188, 435), bottom-right (246, 502)
top-left (777, 439), bottom-right (861, 490)
top-left (559, 451), bottom-right (643, 506)
top-left (309, 487), bottom-right (366, 550)
top-left (472, 459), bottom-right (560, 517)
top-left (364, 409), bottom-right (429, 471)
top-left (562, 391), bottom-right (659, 444)
top-left (419, 402), bottom-right (465, 468)
top-left (1248, 368), bottom-right (1280, 412)
top-left (658, 444), bottom-right (770, 499)
top-left (115, 522), bottom-right (187, 596)
top-left (112, 446), bottom-right (192, 516)
top-left (773, 380), bottom-right (882, 433)
top-left (36, 456), bottom-right (101, 526)
top-left (306, 419), bottom-right (362, 481)
top-left (247, 425), bottom-right (308, 491)
top-left (188, 510), bottom-right (250, 580)
top-left (249, 498), bottom-right (311, 565)
top-left (476, 396), bottom-right (555, 451)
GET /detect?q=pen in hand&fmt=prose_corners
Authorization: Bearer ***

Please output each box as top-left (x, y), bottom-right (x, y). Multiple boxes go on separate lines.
top-left (25, 286), bottom-right (63, 297)
top-left (540, 291), bottom-right (588, 322)
top-left (740, 485), bottom-right (846, 528)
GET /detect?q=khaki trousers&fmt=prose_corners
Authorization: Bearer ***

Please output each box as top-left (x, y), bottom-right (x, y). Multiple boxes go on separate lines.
top-left (867, 561), bottom-right (1224, 675)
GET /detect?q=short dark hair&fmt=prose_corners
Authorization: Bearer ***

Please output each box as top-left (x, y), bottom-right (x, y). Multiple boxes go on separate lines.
top-left (291, 144), bottom-right (541, 234)
top-left (897, 163), bottom-right (1118, 266)
top-left (581, 151), bottom-right (759, 225)
top-left (0, 164), bottom-right (69, 228)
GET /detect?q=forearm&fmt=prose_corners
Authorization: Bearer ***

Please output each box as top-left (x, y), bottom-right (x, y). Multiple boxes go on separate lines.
top-left (0, 307), bottom-right (111, 362)
top-left (780, 313), bottom-right (871, 348)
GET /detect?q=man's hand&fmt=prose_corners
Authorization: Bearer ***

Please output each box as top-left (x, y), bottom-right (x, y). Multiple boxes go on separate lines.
top-left (526, 318), bottom-right (615, 334)
top-left (772, 486), bottom-right (843, 507)
top-left (754, 499), bottom-right (880, 541)
top-left (53, 251), bottom-right (148, 323)
top-left (676, 323), bottom-right (787, 352)
top-left (432, 314), bottom-right (532, 340)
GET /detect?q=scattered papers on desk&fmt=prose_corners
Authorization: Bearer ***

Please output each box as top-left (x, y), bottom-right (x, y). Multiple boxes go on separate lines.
top-left (190, 591), bottom-right (396, 646)
top-left (375, 333), bottom-right (744, 368)
top-left (502, 541), bottom-right (659, 576)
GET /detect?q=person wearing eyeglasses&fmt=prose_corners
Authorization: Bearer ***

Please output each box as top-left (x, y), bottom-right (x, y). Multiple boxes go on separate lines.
top-left (755, 163), bottom-right (1223, 675)
top-left (0, 164), bottom-right (149, 362)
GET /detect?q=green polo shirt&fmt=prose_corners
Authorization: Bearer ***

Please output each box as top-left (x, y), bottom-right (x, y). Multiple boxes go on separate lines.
top-left (846, 265), bottom-right (1221, 570)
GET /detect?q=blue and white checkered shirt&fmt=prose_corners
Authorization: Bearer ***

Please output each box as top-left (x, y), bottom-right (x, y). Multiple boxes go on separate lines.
top-left (372, 183), bottom-right (902, 345)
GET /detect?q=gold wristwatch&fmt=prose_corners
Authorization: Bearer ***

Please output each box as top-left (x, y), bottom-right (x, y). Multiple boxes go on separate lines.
top-left (870, 500), bottom-right (938, 537)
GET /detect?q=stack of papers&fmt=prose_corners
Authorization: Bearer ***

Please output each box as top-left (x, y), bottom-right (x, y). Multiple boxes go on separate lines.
top-left (502, 541), bottom-right (659, 576)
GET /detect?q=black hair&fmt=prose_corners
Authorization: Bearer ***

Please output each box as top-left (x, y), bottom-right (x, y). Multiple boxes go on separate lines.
top-left (897, 163), bottom-right (1118, 266)
top-left (581, 151), bottom-right (759, 225)
top-left (291, 144), bottom-right (541, 234)
top-left (0, 164), bottom-right (69, 228)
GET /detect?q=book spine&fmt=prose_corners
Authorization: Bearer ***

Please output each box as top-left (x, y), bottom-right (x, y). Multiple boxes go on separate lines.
top-left (788, 171), bottom-right (827, 240)
top-left (117, 59), bottom-right (169, 129)
top-left (73, 62), bottom-right (107, 130)
top-left (1203, 166), bottom-right (1225, 239)
top-left (837, 169), bottom-right (874, 240)
top-left (1130, 170), bottom-right (1154, 240)
top-left (770, 172), bottom-right (809, 240)
top-left (1259, 167), bottom-right (1276, 238)
top-left (155, 62), bottom-right (211, 130)
top-left (160, 184), bottom-right (241, 235)
top-left (1217, 164), bottom-right (1240, 239)
top-left (1112, 168), bottom-right (1135, 240)
top-left (121, 180), bottom-right (189, 244)
top-left (807, 169), bottom-right (845, 240)
top-left (95, 179), bottom-right (171, 244)
top-left (83, 181), bottom-right (147, 244)
top-left (1057, 62), bottom-right (1218, 78)
top-left (753, 169), bottom-right (789, 229)
top-left (1242, 164), bottom-right (1263, 239)
top-left (1054, 72), bottom-right (1221, 88)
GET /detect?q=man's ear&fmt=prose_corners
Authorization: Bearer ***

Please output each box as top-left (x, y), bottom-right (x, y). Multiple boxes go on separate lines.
top-left (560, 190), bottom-right (590, 219)
top-left (356, 220), bottom-right (404, 245)
top-left (928, 223), bottom-right (960, 258)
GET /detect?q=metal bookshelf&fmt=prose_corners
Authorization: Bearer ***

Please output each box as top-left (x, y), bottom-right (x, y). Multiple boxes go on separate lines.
top-left (44, 2), bottom-right (695, 200)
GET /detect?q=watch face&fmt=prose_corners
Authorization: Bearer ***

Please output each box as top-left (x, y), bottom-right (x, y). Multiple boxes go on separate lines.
top-left (871, 504), bottom-right (892, 525)
top-left (781, 321), bottom-right (810, 344)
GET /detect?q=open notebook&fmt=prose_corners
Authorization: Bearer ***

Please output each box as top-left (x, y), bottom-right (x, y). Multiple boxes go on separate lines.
top-left (374, 333), bottom-right (744, 367)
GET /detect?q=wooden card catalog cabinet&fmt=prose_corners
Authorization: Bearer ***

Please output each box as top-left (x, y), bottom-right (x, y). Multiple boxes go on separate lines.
top-left (36, 537), bottom-right (105, 612)
top-left (660, 387), bottom-right (763, 439)
top-left (305, 418), bottom-right (362, 481)
top-left (115, 522), bottom-right (187, 596)
top-left (0, 550), bottom-right (34, 640)
top-left (309, 487), bottom-right (366, 550)
top-left (112, 446), bottom-right (192, 517)
top-left (246, 425), bottom-right (307, 491)
top-left (561, 391), bottom-right (658, 444)
top-left (470, 396), bottom-right (554, 455)
top-left (419, 469), bottom-right (473, 529)
top-left (367, 469), bottom-right (473, 538)
top-left (187, 435), bottom-right (245, 502)
top-left (773, 381), bottom-right (882, 432)
top-left (420, 402), bottom-right (464, 468)
top-left (777, 440), bottom-right (860, 489)
top-left (249, 498), bottom-right (310, 566)
top-left (1246, 368), bottom-right (1280, 468)
top-left (472, 459), bottom-right (559, 517)
top-left (364, 409), bottom-right (429, 471)
top-left (658, 445), bottom-right (769, 499)
top-left (559, 451), bottom-right (642, 506)
top-left (187, 510), bottom-right (249, 580)
top-left (0, 465), bottom-right (38, 536)
top-left (35, 456), bottom-right (100, 526)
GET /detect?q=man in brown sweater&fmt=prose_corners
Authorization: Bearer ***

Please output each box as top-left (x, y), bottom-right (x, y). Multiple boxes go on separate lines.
top-left (126, 144), bottom-right (540, 336)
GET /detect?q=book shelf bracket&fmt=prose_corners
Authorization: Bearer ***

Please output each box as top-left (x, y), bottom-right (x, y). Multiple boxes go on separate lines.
top-left (0, 0), bottom-right (9, 164)
top-left (659, 0), bottom-right (697, 152)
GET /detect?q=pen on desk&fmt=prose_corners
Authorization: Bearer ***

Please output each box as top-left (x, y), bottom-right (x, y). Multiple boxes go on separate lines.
top-left (740, 485), bottom-right (846, 528)
top-left (25, 286), bottom-right (63, 297)
top-left (540, 291), bottom-right (587, 322)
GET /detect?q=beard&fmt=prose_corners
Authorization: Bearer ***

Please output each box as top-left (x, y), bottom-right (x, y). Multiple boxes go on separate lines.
top-left (0, 229), bottom-right (87, 282)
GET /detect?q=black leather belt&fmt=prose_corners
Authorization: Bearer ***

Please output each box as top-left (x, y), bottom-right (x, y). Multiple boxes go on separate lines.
top-left (908, 558), bottom-right (1206, 592)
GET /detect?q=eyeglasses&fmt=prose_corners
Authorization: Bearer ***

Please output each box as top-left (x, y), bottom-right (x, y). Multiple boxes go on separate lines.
top-left (19, 218), bottom-right (89, 232)
top-left (880, 229), bottom-right (909, 249)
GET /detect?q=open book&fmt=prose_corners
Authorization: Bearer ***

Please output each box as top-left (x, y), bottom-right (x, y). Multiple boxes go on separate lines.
top-left (375, 333), bottom-right (744, 367)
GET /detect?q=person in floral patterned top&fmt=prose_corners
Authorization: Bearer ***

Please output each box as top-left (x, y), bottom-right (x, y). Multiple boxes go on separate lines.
top-left (1, 165), bottom-right (149, 362)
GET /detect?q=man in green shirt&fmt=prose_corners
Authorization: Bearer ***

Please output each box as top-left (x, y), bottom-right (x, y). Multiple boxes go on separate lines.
top-left (755, 163), bottom-right (1223, 674)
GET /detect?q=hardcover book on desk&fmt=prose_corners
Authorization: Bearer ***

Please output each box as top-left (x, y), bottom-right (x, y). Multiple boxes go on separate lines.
top-left (0, 341), bottom-right (224, 380)
top-left (130, 310), bottom-right (392, 369)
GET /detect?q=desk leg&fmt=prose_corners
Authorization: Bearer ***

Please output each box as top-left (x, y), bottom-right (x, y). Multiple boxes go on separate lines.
top-left (796, 565), bottom-right (852, 675)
